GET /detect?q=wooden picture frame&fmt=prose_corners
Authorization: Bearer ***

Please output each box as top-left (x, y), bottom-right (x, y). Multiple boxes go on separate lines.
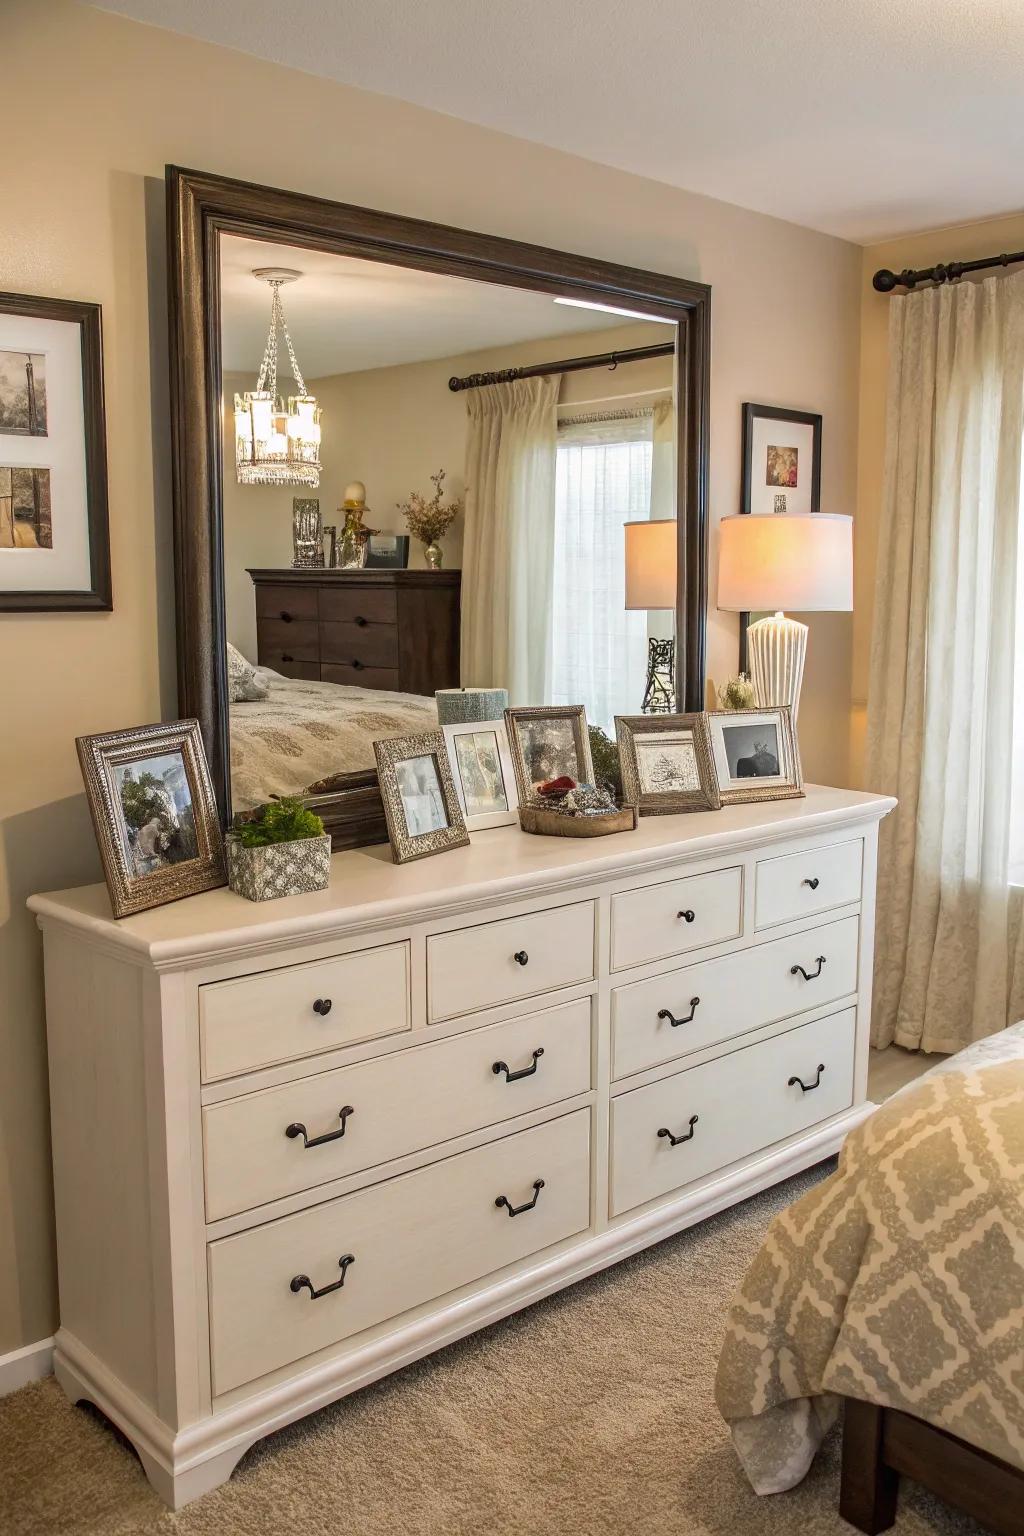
top-left (374, 730), bottom-right (470, 864)
top-left (76, 719), bottom-right (226, 918)
top-left (0, 291), bottom-right (111, 611)
top-left (442, 718), bottom-right (519, 831)
top-left (706, 706), bottom-right (804, 805)
top-left (615, 712), bottom-right (720, 815)
top-left (505, 705), bottom-right (595, 808)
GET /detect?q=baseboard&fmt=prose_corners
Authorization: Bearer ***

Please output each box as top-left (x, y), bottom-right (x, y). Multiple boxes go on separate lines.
top-left (0, 1337), bottom-right (55, 1396)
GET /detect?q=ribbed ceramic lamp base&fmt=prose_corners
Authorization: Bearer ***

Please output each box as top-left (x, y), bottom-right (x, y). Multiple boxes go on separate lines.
top-left (747, 613), bottom-right (808, 717)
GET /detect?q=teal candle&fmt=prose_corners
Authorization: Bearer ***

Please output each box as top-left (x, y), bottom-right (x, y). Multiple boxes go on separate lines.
top-left (435, 687), bottom-right (509, 725)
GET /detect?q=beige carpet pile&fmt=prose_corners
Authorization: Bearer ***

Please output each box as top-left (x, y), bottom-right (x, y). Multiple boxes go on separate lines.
top-left (1, 1165), bottom-right (983, 1535)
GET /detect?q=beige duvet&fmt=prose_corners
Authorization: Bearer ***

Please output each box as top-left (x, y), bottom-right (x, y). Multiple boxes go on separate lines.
top-left (715, 1024), bottom-right (1024, 1494)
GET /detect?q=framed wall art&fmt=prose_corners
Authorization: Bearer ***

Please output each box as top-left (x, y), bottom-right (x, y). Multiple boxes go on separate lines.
top-left (0, 291), bottom-right (111, 611)
top-left (615, 712), bottom-right (720, 815)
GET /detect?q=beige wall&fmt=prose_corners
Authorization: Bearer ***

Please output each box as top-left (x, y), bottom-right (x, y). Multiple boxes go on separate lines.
top-left (0, 0), bottom-right (862, 1355)
top-left (852, 210), bottom-right (1024, 787)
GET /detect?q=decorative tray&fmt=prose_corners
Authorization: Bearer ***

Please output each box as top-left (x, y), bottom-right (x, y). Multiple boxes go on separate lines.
top-left (518, 804), bottom-right (638, 838)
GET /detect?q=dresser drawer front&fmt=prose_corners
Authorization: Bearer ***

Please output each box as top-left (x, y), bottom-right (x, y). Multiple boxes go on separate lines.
top-left (611, 915), bottom-right (860, 1081)
top-left (321, 662), bottom-right (401, 691)
top-left (427, 903), bottom-right (596, 1022)
top-left (610, 1008), bottom-right (855, 1217)
top-left (256, 619), bottom-right (319, 664)
top-left (200, 943), bottom-right (411, 1082)
top-left (755, 839), bottom-right (863, 930)
top-left (318, 587), bottom-right (398, 626)
top-left (610, 867), bottom-right (742, 972)
top-left (203, 998), bottom-right (592, 1220)
top-left (320, 620), bottom-right (399, 669)
top-left (255, 584), bottom-right (319, 622)
top-left (208, 1108), bottom-right (592, 1394)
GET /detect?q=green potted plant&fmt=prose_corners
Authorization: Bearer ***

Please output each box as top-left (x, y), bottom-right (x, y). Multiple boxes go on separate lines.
top-left (227, 797), bottom-right (331, 902)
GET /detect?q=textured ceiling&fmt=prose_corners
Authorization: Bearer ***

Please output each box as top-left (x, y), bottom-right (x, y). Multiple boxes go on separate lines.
top-left (94, 0), bottom-right (1024, 242)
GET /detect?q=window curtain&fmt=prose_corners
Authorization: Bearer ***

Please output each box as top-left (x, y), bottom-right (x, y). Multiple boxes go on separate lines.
top-left (866, 271), bottom-right (1024, 1053)
top-left (551, 410), bottom-right (655, 732)
top-left (460, 377), bottom-right (559, 704)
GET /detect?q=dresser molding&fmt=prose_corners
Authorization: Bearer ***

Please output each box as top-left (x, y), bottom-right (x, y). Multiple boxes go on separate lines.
top-left (32, 785), bottom-right (894, 1508)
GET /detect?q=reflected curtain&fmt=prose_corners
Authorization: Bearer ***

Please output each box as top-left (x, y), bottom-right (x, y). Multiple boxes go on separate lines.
top-left (461, 377), bottom-right (558, 703)
top-left (866, 271), bottom-right (1024, 1052)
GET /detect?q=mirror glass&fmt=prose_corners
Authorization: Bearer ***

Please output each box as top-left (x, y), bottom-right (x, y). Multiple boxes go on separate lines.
top-left (219, 234), bottom-right (678, 814)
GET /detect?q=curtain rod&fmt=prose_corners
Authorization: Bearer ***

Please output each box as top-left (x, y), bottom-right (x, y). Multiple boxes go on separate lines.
top-left (447, 341), bottom-right (674, 393)
top-left (872, 248), bottom-right (1024, 293)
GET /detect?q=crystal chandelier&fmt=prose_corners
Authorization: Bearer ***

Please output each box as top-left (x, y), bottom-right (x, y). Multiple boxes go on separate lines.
top-left (234, 268), bottom-right (322, 487)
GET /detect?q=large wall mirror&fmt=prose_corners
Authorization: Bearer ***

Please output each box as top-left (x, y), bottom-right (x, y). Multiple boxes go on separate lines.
top-left (167, 167), bottom-right (710, 846)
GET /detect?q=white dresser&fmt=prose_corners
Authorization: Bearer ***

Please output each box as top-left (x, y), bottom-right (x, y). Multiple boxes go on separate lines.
top-left (30, 785), bottom-right (893, 1507)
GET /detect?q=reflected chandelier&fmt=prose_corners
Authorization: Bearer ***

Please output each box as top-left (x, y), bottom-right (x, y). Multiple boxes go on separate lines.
top-left (234, 268), bottom-right (322, 487)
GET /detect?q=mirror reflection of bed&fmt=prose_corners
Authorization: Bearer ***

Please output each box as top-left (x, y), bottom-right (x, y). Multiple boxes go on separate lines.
top-left (219, 235), bottom-right (678, 817)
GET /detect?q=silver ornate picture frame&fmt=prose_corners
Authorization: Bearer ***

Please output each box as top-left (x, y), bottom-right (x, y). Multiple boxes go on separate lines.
top-left (504, 705), bottom-right (595, 808)
top-left (76, 718), bottom-right (226, 918)
top-left (705, 706), bottom-right (804, 805)
top-left (373, 730), bottom-right (470, 864)
top-left (615, 712), bottom-right (720, 815)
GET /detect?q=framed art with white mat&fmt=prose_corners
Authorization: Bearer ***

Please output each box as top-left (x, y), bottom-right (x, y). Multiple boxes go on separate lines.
top-left (443, 718), bottom-right (519, 830)
top-left (706, 706), bottom-right (803, 805)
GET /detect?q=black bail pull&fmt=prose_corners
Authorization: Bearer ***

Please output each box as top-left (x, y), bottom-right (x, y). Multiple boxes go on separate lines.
top-left (493, 1047), bottom-right (544, 1082)
top-left (285, 1106), bottom-right (354, 1149)
top-left (658, 997), bottom-right (700, 1028)
top-left (657, 1115), bottom-right (699, 1147)
top-left (495, 1179), bottom-right (545, 1217)
top-left (290, 1254), bottom-right (355, 1300)
top-left (788, 1064), bottom-right (825, 1093)
top-left (790, 956), bottom-right (826, 981)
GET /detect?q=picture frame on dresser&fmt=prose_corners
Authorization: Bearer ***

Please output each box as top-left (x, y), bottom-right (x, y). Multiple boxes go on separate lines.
top-left (505, 705), bottom-right (595, 807)
top-left (615, 712), bottom-right (720, 815)
top-left (443, 717), bottom-right (519, 830)
top-left (374, 729), bottom-right (470, 863)
top-left (706, 706), bottom-right (804, 805)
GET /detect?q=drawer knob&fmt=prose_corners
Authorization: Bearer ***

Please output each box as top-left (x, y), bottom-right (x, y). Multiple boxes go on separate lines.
top-left (492, 1047), bottom-right (544, 1082)
top-left (790, 956), bottom-right (826, 981)
top-left (354, 615), bottom-right (368, 627)
top-left (678, 909), bottom-right (696, 923)
top-left (802, 876), bottom-right (820, 890)
top-left (658, 1115), bottom-right (699, 1147)
top-left (312, 997), bottom-right (333, 1016)
top-left (788, 1063), bottom-right (825, 1093)
top-left (281, 653), bottom-right (294, 663)
top-left (495, 1178), bottom-right (545, 1217)
top-left (280, 611), bottom-right (293, 623)
top-left (658, 997), bottom-right (700, 1028)
top-left (290, 1254), bottom-right (355, 1300)
top-left (285, 1105), bottom-right (354, 1149)
top-left (513, 950), bottom-right (529, 966)
top-left (351, 658), bottom-right (364, 670)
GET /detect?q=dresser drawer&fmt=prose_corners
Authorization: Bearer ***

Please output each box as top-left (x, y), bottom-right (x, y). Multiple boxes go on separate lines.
top-left (610, 867), bottom-right (742, 972)
top-left (611, 915), bottom-right (859, 1081)
top-left (318, 587), bottom-right (398, 626)
top-left (200, 943), bottom-right (410, 1082)
top-left (255, 584), bottom-right (319, 622)
top-left (203, 998), bottom-right (592, 1220)
top-left (208, 1107), bottom-right (592, 1394)
top-left (755, 839), bottom-right (863, 930)
top-left (321, 662), bottom-right (401, 691)
top-left (320, 620), bottom-right (399, 669)
top-left (256, 618), bottom-right (319, 666)
top-left (609, 1008), bottom-right (855, 1217)
top-left (427, 902), bottom-right (596, 1022)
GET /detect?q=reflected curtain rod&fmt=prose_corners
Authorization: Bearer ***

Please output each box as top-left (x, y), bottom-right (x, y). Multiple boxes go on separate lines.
top-left (448, 341), bottom-right (674, 392)
top-left (872, 248), bottom-right (1024, 293)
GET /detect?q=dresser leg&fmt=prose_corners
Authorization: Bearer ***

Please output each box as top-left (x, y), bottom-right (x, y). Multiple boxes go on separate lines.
top-left (840, 1399), bottom-right (899, 1533)
top-left (137, 1441), bottom-right (255, 1510)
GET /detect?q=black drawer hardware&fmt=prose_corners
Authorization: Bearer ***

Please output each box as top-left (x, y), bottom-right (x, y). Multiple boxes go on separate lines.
top-left (495, 1179), bottom-right (545, 1217)
top-left (285, 1105), bottom-right (354, 1149)
top-left (658, 1115), bottom-right (699, 1147)
top-left (312, 997), bottom-right (333, 1016)
top-left (678, 909), bottom-right (696, 923)
top-left (354, 615), bottom-right (367, 626)
top-left (788, 1064), bottom-right (825, 1093)
top-left (790, 955), bottom-right (826, 981)
top-left (351, 658), bottom-right (364, 670)
top-left (280, 611), bottom-right (293, 623)
top-left (493, 1047), bottom-right (544, 1082)
top-left (658, 997), bottom-right (700, 1028)
top-left (513, 950), bottom-right (529, 966)
top-left (281, 653), bottom-right (294, 663)
top-left (802, 876), bottom-right (820, 890)
top-left (290, 1254), bottom-right (355, 1300)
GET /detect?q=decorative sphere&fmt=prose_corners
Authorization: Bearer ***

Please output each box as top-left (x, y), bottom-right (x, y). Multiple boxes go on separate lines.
top-left (343, 480), bottom-right (366, 507)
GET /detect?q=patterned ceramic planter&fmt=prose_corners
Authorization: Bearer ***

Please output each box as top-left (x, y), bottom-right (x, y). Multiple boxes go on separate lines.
top-left (226, 832), bottom-right (332, 902)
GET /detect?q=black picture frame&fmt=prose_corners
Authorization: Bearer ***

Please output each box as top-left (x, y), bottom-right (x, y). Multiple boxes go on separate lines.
top-left (0, 291), bottom-right (111, 612)
top-left (737, 402), bottom-right (821, 673)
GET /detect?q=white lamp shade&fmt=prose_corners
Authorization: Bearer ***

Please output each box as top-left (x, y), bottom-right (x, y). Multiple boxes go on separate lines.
top-left (717, 513), bottom-right (853, 612)
top-left (624, 520), bottom-right (677, 610)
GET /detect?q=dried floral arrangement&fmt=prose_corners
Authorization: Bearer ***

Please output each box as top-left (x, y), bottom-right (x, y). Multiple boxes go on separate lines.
top-left (396, 469), bottom-right (463, 547)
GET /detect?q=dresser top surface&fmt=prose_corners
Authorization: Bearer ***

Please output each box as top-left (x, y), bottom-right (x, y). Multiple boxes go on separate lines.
top-left (30, 785), bottom-right (894, 967)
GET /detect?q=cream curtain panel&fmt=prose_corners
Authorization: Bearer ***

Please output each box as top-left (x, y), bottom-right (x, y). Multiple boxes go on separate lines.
top-left (867, 271), bottom-right (1024, 1052)
top-left (461, 377), bottom-right (559, 704)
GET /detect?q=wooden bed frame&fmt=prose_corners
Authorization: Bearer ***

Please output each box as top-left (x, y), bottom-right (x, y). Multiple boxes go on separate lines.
top-left (841, 1398), bottom-right (1023, 1535)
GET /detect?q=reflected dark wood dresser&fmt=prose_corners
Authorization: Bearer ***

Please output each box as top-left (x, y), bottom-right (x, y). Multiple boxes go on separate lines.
top-left (248, 568), bottom-right (461, 695)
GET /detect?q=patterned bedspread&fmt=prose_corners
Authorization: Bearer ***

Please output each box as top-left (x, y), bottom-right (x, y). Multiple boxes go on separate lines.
top-left (715, 1024), bottom-right (1024, 1494)
top-left (229, 671), bottom-right (438, 811)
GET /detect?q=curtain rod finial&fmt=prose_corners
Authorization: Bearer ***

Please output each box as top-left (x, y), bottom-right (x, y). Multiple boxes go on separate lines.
top-left (873, 269), bottom-right (898, 293)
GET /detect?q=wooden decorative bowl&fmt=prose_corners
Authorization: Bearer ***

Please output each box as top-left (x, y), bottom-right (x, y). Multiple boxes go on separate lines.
top-left (518, 804), bottom-right (638, 838)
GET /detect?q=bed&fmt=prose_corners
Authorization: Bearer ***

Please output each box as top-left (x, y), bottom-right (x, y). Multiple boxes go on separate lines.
top-left (229, 668), bottom-right (439, 811)
top-left (715, 1024), bottom-right (1024, 1530)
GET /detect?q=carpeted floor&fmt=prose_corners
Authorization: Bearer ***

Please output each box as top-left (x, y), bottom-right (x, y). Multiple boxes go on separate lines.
top-left (0, 1163), bottom-right (983, 1536)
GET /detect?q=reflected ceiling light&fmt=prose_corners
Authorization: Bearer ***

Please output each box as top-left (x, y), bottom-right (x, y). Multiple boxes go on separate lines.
top-left (553, 297), bottom-right (676, 325)
top-left (234, 268), bottom-right (322, 487)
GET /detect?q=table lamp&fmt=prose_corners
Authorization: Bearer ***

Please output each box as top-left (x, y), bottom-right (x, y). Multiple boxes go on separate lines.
top-left (716, 513), bottom-right (852, 717)
top-left (624, 520), bottom-right (676, 712)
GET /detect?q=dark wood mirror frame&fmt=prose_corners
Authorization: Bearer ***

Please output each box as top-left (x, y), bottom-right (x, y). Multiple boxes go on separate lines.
top-left (166, 164), bottom-right (711, 848)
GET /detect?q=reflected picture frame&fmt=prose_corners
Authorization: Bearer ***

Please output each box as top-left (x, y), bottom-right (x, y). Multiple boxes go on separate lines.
top-left (374, 730), bottom-right (470, 864)
top-left (615, 712), bottom-right (720, 816)
top-left (442, 718), bottom-right (519, 831)
top-left (505, 705), bottom-right (595, 808)
top-left (705, 706), bottom-right (804, 805)
top-left (76, 718), bottom-right (226, 918)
